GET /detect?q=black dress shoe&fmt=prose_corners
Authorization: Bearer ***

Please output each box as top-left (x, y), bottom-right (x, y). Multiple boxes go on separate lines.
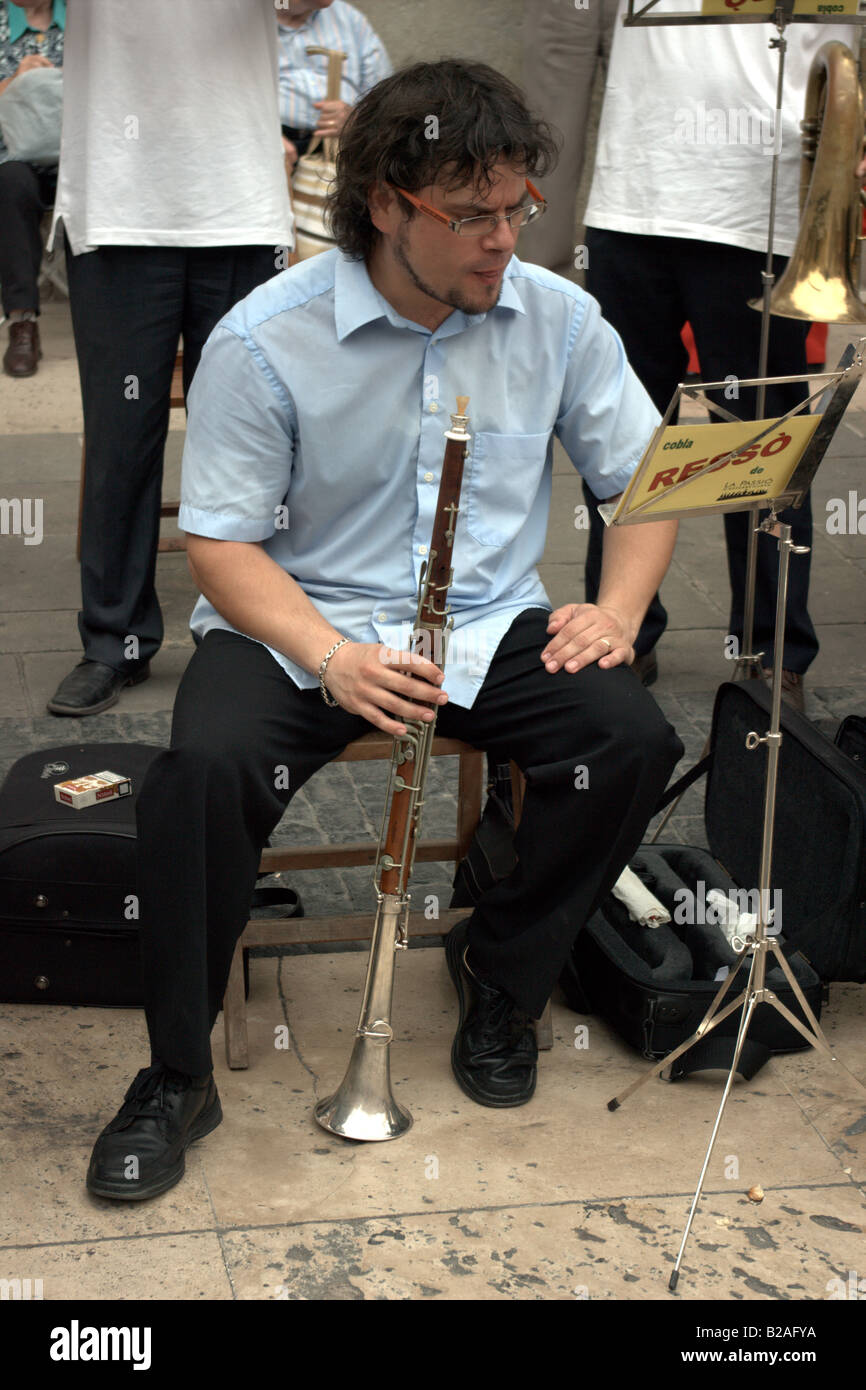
top-left (631, 650), bottom-right (658, 687)
top-left (445, 919), bottom-right (537, 1107)
top-left (87, 1064), bottom-right (222, 1201)
top-left (47, 659), bottom-right (150, 716)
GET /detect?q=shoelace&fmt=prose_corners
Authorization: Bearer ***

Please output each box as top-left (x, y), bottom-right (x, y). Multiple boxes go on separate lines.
top-left (116, 1066), bottom-right (187, 1123)
top-left (477, 987), bottom-right (530, 1046)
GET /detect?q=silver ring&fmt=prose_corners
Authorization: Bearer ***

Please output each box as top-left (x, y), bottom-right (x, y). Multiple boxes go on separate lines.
top-left (600, 637), bottom-right (612, 650)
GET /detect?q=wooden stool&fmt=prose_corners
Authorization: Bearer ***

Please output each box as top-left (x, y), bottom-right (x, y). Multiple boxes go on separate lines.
top-left (75, 351), bottom-right (186, 561)
top-left (221, 731), bottom-right (554, 1067)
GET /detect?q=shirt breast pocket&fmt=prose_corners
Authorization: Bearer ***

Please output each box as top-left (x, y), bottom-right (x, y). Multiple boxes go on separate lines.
top-left (464, 431), bottom-right (550, 547)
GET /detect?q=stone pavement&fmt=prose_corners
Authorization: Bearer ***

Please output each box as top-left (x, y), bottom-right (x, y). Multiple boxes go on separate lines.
top-left (0, 297), bottom-right (864, 1303)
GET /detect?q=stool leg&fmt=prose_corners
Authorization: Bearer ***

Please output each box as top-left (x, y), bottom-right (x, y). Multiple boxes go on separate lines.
top-left (456, 748), bottom-right (484, 862)
top-left (509, 761), bottom-right (525, 826)
top-left (223, 940), bottom-right (250, 1069)
top-left (535, 1000), bottom-right (554, 1051)
top-left (76, 443), bottom-right (86, 562)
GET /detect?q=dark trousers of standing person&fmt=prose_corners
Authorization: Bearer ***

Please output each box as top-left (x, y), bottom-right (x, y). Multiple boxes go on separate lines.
top-left (136, 611), bottom-right (683, 1078)
top-left (64, 244), bottom-right (279, 672)
top-left (0, 159), bottom-right (58, 313)
top-left (519, 0), bottom-right (619, 274)
top-left (583, 228), bottom-right (817, 674)
top-left (281, 124), bottom-right (313, 158)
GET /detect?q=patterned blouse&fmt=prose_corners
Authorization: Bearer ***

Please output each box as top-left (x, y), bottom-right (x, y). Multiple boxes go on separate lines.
top-left (0, 1), bottom-right (65, 162)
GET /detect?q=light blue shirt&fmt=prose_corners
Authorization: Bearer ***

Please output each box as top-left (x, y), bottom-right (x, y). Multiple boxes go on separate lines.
top-left (276, 1), bottom-right (391, 132)
top-left (179, 251), bottom-right (660, 709)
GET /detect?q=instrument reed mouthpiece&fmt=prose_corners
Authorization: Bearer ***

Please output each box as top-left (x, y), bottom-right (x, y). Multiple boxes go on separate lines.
top-left (448, 395), bottom-right (471, 437)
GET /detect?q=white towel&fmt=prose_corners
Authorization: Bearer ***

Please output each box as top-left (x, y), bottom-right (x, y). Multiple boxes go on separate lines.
top-left (612, 866), bottom-right (671, 927)
top-left (706, 889), bottom-right (778, 946)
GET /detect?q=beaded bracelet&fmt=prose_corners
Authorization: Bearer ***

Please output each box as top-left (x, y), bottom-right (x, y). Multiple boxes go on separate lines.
top-left (318, 637), bottom-right (349, 707)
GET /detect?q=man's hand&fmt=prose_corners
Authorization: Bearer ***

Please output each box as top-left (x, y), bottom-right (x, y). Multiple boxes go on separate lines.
top-left (540, 602), bottom-right (636, 675)
top-left (282, 135), bottom-right (299, 169)
top-left (313, 98), bottom-right (352, 138)
top-left (15, 55), bottom-right (54, 79)
top-left (324, 642), bottom-right (448, 736)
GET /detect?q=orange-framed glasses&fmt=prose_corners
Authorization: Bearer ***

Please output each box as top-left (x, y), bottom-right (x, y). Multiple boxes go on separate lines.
top-left (391, 179), bottom-right (548, 237)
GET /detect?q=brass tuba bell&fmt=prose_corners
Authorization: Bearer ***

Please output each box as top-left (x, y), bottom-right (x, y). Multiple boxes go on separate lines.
top-left (752, 41), bottom-right (866, 324)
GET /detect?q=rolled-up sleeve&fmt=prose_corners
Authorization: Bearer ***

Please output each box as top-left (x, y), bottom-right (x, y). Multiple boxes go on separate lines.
top-left (555, 292), bottom-right (660, 501)
top-left (179, 324), bottom-right (296, 542)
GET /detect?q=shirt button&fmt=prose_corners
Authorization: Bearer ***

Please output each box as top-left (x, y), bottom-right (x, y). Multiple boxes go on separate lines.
top-left (424, 472), bottom-right (434, 482)
top-left (428, 402), bottom-right (439, 413)
top-left (418, 545), bottom-right (428, 556)
top-left (377, 611), bottom-right (387, 622)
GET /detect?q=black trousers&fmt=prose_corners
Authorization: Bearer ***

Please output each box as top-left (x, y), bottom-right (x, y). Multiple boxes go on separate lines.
top-left (65, 244), bottom-right (279, 670)
top-left (281, 124), bottom-right (314, 158)
top-left (584, 229), bottom-right (818, 673)
top-left (0, 159), bottom-right (57, 316)
top-left (136, 612), bottom-right (683, 1077)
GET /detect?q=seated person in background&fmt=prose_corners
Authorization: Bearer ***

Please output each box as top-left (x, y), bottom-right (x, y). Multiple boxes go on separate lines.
top-left (275, 0), bottom-right (391, 168)
top-left (0, 0), bottom-right (65, 378)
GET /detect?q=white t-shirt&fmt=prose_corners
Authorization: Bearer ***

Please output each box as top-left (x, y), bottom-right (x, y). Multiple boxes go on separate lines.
top-left (51, 0), bottom-right (293, 254)
top-left (585, 1), bottom-right (856, 254)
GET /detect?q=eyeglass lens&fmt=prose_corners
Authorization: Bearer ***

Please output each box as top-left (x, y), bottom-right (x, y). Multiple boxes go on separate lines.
top-left (459, 206), bottom-right (538, 236)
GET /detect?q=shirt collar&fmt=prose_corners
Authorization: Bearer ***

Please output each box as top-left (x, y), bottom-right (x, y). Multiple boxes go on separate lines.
top-left (276, 12), bottom-right (314, 39)
top-left (7, 1), bottom-right (65, 43)
top-left (333, 253), bottom-right (526, 343)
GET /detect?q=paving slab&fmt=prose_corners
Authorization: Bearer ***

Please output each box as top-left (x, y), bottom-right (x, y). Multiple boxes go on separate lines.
top-left (0, 654), bottom-right (30, 719)
top-left (0, 537), bottom-right (83, 613)
top-left (0, 433), bottom-right (83, 484)
top-left (0, 1232), bottom-right (233, 1302)
top-left (21, 646), bottom-right (197, 721)
top-left (218, 1183), bottom-right (866, 1302)
top-left (1, 952), bottom-right (862, 1302)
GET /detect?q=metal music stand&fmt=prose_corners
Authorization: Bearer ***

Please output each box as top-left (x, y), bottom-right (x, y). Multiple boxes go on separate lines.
top-left (619, 0), bottom-right (864, 674)
top-left (624, 0), bottom-right (866, 32)
top-left (615, 1), bottom-right (864, 838)
top-left (600, 343), bottom-right (866, 1292)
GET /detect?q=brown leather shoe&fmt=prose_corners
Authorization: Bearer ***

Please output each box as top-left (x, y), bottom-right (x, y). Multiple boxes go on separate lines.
top-left (3, 319), bottom-right (42, 378)
top-left (761, 667), bottom-right (805, 713)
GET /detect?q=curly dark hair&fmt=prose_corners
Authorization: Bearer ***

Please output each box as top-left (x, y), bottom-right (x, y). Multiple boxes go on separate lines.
top-left (327, 59), bottom-right (560, 261)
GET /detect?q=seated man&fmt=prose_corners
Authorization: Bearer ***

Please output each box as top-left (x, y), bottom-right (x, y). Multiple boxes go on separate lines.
top-left (275, 0), bottom-right (391, 167)
top-left (0, 0), bottom-right (65, 378)
top-left (86, 59), bottom-right (683, 1201)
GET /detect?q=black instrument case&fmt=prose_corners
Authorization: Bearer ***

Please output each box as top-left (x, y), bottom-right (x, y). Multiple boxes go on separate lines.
top-left (561, 682), bottom-right (866, 1071)
top-left (0, 744), bottom-right (162, 1005)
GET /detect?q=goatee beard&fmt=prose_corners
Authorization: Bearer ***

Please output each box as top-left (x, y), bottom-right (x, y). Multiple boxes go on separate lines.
top-left (393, 225), bottom-right (502, 318)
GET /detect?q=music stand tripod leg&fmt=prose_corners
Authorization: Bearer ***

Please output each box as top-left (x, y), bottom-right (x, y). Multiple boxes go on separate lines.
top-left (607, 945), bottom-right (753, 1109)
top-left (764, 946), bottom-right (866, 1094)
top-left (668, 988), bottom-right (760, 1293)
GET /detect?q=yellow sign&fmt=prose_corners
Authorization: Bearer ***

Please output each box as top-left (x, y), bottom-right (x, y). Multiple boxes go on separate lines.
top-left (701, 0), bottom-right (858, 14)
top-left (611, 416), bottom-right (819, 521)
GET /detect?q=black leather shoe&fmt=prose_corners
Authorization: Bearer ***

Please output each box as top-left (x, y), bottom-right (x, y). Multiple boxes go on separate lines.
top-left (87, 1064), bottom-right (222, 1201)
top-left (47, 659), bottom-right (150, 716)
top-left (445, 919), bottom-right (537, 1107)
top-left (631, 650), bottom-right (658, 687)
